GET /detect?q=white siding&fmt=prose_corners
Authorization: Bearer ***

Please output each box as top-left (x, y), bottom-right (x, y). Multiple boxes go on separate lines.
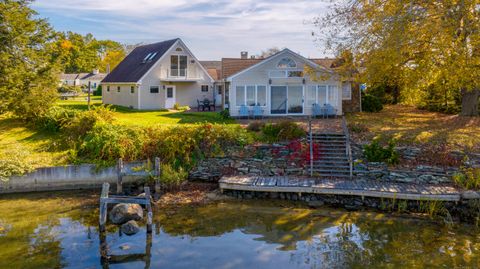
top-left (228, 50), bottom-right (343, 117)
top-left (102, 84), bottom-right (139, 109)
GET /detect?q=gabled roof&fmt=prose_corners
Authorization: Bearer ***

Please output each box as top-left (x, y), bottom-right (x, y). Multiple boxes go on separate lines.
top-left (200, 61), bottom-right (222, 80)
top-left (226, 49), bottom-right (332, 81)
top-left (102, 38), bottom-right (179, 83)
top-left (310, 58), bottom-right (337, 69)
top-left (221, 58), bottom-right (263, 79)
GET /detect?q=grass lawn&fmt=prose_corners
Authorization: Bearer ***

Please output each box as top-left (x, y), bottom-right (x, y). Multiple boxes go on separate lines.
top-left (347, 105), bottom-right (480, 150)
top-left (57, 96), bottom-right (234, 126)
top-left (0, 115), bottom-right (69, 168)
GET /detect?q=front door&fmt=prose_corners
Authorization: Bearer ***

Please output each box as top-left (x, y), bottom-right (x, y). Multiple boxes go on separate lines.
top-left (165, 85), bottom-right (176, 109)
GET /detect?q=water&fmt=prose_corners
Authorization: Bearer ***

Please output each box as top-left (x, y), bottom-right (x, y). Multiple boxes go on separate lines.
top-left (1, 191), bottom-right (480, 269)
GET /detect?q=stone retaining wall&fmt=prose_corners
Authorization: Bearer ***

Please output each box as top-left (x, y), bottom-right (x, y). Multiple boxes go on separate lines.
top-left (1, 161), bottom-right (148, 193)
top-left (222, 189), bottom-right (480, 224)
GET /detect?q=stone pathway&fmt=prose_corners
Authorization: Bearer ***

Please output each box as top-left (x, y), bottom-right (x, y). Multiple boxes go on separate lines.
top-left (219, 176), bottom-right (462, 201)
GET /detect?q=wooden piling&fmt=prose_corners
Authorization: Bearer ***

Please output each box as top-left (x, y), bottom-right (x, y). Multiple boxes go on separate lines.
top-left (117, 158), bottom-right (123, 194)
top-left (99, 182), bottom-right (110, 232)
top-left (145, 186), bottom-right (153, 233)
top-left (154, 157), bottom-right (161, 194)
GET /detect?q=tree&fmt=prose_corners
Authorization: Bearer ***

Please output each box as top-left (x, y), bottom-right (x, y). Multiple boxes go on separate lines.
top-left (257, 47), bottom-right (281, 58)
top-left (54, 32), bottom-right (126, 73)
top-left (0, 0), bottom-right (60, 119)
top-left (314, 0), bottom-right (480, 116)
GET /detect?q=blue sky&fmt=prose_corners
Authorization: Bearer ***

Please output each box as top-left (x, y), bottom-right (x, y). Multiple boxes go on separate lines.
top-left (33, 0), bottom-right (332, 60)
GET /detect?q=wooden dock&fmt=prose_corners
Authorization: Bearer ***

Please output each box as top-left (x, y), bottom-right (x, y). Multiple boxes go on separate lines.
top-left (219, 176), bottom-right (462, 201)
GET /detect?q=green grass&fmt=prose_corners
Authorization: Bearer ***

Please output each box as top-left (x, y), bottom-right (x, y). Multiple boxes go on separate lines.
top-left (0, 115), bottom-right (69, 168)
top-left (57, 97), bottom-right (234, 126)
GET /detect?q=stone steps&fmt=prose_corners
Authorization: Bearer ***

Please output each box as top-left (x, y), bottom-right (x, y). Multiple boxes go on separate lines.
top-left (309, 131), bottom-right (351, 178)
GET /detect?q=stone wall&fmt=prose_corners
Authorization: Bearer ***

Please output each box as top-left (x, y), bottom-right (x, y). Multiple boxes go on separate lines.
top-left (189, 142), bottom-right (311, 181)
top-left (222, 189), bottom-right (480, 224)
top-left (342, 83), bottom-right (361, 113)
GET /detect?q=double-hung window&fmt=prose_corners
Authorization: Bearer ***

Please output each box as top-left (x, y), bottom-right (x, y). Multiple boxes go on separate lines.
top-left (170, 55), bottom-right (187, 77)
top-left (342, 83), bottom-right (352, 100)
top-left (235, 85), bottom-right (267, 106)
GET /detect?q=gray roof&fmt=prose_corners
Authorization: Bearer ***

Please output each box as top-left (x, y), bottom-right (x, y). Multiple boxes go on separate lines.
top-left (102, 38), bottom-right (179, 83)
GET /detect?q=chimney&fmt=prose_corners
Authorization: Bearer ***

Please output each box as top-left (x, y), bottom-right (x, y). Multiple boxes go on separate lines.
top-left (250, 55), bottom-right (256, 59)
top-left (92, 69), bottom-right (99, 75)
top-left (240, 51), bottom-right (248, 59)
top-left (106, 64), bottom-right (110, 74)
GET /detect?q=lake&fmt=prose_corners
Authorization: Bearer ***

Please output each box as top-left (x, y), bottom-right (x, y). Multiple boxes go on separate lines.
top-left (0, 191), bottom-right (479, 268)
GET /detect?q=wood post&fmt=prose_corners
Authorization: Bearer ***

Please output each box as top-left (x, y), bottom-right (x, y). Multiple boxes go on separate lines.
top-left (117, 158), bottom-right (123, 194)
top-left (309, 117), bottom-right (313, 177)
top-left (154, 157), bottom-right (161, 194)
top-left (145, 186), bottom-right (153, 233)
top-left (99, 183), bottom-right (110, 232)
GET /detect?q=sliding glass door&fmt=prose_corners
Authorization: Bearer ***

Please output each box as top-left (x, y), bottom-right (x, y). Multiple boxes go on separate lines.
top-left (270, 86), bottom-right (287, 114)
top-left (288, 86), bottom-right (303, 114)
top-left (270, 85), bottom-right (304, 114)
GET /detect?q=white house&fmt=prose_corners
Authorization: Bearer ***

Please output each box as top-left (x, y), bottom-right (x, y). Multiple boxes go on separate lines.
top-left (101, 38), bottom-right (214, 109)
top-left (60, 70), bottom-right (106, 91)
top-left (226, 49), bottom-right (350, 117)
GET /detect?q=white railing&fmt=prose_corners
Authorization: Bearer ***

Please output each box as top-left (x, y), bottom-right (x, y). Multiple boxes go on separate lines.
top-left (161, 68), bottom-right (200, 80)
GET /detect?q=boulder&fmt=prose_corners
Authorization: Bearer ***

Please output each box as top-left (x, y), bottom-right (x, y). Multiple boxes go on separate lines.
top-left (121, 220), bottom-right (140, 236)
top-left (109, 203), bottom-right (143, 225)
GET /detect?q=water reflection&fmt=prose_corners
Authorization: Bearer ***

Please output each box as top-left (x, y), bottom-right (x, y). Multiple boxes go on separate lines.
top-left (0, 191), bottom-right (480, 268)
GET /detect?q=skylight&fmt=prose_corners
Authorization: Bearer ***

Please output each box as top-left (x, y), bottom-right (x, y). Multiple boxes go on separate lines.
top-left (148, 52), bottom-right (158, 61)
top-left (143, 53), bottom-right (153, 63)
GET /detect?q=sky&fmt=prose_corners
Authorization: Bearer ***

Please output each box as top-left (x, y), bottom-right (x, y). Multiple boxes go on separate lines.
top-left (32, 0), bottom-right (333, 60)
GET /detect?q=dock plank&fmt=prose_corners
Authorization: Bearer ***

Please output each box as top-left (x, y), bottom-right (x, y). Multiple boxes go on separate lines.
top-left (219, 176), bottom-right (461, 202)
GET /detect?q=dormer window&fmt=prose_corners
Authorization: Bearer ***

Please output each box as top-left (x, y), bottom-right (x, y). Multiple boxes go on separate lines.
top-left (277, 58), bottom-right (296, 68)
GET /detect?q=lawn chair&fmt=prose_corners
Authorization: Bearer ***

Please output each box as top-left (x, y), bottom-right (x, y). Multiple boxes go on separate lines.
top-left (203, 99), bottom-right (211, 111)
top-left (324, 104), bottom-right (337, 118)
top-left (239, 105), bottom-right (249, 119)
top-left (253, 106), bottom-right (263, 119)
top-left (312, 103), bottom-right (321, 118)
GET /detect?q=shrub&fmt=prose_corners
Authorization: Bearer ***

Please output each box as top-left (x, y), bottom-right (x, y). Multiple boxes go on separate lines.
top-left (35, 106), bottom-right (78, 132)
top-left (349, 123), bottom-right (368, 133)
top-left (453, 167), bottom-right (480, 190)
top-left (247, 121), bottom-right (265, 132)
top-left (63, 105), bottom-right (115, 142)
top-left (173, 103), bottom-right (190, 111)
top-left (219, 109), bottom-right (231, 120)
top-left (57, 85), bottom-right (82, 94)
top-left (362, 94), bottom-right (383, 112)
top-left (261, 121), bottom-right (306, 142)
top-left (159, 163), bottom-right (188, 189)
top-left (93, 85), bottom-right (102, 96)
top-left (76, 124), bottom-right (144, 166)
top-left (363, 139), bottom-right (399, 165)
top-left (0, 148), bottom-right (35, 181)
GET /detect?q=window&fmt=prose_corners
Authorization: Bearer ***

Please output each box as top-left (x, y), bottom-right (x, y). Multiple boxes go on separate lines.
top-left (170, 55), bottom-right (187, 76)
top-left (306, 85), bottom-right (317, 107)
top-left (236, 86), bottom-right (245, 106)
top-left (288, 71), bottom-right (303, 77)
top-left (277, 58), bottom-right (296, 68)
top-left (217, 85), bottom-right (222, 95)
top-left (201, 85), bottom-right (209, 92)
top-left (175, 47), bottom-right (183, 52)
top-left (342, 83), bottom-right (352, 100)
top-left (150, 86), bottom-right (159, 93)
top-left (130, 86), bottom-right (135, 94)
top-left (143, 53), bottom-right (153, 62)
top-left (246, 86), bottom-right (255, 106)
top-left (235, 85), bottom-right (267, 106)
top-left (117, 86), bottom-right (120, 92)
top-left (107, 86), bottom-right (110, 92)
top-left (166, 87), bottom-right (173, 98)
top-left (327, 85), bottom-right (337, 105)
top-left (269, 70), bottom-right (285, 78)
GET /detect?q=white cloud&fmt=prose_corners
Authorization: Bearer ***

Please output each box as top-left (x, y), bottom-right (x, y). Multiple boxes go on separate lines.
top-left (33, 0), bottom-right (334, 59)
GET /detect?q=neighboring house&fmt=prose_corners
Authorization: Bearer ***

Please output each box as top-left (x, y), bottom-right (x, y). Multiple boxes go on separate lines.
top-left (101, 38), bottom-right (214, 109)
top-left (101, 38), bottom-right (360, 114)
top-left (60, 70), bottom-right (107, 92)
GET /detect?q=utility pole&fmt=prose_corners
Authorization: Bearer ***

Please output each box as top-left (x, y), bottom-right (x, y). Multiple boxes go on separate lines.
top-left (87, 81), bottom-right (91, 110)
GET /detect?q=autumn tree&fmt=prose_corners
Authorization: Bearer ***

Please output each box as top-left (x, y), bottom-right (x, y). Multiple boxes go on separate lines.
top-left (257, 47), bottom-right (281, 58)
top-left (0, 0), bottom-right (60, 119)
top-left (314, 0), bottom-right (480, 116)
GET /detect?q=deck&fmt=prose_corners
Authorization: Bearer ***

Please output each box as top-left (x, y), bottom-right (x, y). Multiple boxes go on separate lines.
top-left (219, 176), bottom-right (462, 201)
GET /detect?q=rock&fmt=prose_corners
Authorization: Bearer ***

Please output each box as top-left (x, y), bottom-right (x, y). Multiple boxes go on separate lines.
top-left (461, 190), bottom-right (480, 200)
top-left (121, 220), bottom-right (140, 235)
top-left (308, 200), bottom-right (325, 207)
top-left (109, 203), bottom-right (143, 225)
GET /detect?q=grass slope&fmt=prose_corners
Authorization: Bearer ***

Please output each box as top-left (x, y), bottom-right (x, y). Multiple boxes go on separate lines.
top-left (347, 105), bottom-right (480, 150)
